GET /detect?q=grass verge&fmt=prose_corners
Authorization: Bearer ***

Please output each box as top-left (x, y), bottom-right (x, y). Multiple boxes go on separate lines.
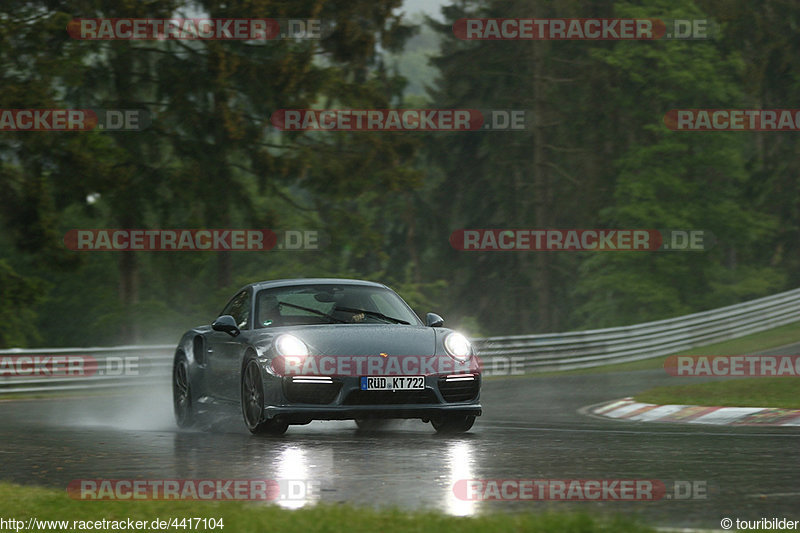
top-left (0, 483), bottom-right (653, 533)
top-left (634, 377), bottom-right (800, 409)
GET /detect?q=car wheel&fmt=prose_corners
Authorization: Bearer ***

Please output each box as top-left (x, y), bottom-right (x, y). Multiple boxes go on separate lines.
top-left (431, 415), bottom-right (476, 434)
top-left (173, 355), bottom-right (194, 428)
top-left (355, 419), bottom-right (390, 432)
top-left (241, 357), bottom-right (288, 435)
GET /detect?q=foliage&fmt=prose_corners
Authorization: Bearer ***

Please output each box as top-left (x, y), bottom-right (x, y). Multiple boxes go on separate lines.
top-left (0, 0), bottom-right (799, 345)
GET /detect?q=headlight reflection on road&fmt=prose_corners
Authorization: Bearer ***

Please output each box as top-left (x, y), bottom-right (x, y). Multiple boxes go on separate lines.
top-left (444, 440), bottom-right (478, 516)
top-left (273, 445), bottom-right (319, 509)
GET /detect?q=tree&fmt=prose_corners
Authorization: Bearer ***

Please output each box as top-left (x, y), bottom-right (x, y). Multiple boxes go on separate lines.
top-left (572, 0), bottom-right (781, 327)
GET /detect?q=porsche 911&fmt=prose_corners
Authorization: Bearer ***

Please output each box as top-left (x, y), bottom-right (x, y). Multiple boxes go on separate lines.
top-left (172, 278), bottom-right (481, 435)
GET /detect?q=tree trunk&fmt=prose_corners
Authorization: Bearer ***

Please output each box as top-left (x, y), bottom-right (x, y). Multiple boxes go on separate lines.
top-left (532, 38), bottom-right (552, 332)
top-left (119, 248), bottom-right (139, 343)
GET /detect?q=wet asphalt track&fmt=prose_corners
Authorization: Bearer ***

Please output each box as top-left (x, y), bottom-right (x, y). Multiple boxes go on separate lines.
top-left (1, 361), bottom-right (799, 529)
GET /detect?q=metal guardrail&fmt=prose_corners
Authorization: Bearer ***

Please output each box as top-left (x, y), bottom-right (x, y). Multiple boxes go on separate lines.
top-left (0, 345), bottom-right (174, 394)
top-left (2, 288), bottom-right (800, 393)
top-left (474, 287), bottom-right (800, 374)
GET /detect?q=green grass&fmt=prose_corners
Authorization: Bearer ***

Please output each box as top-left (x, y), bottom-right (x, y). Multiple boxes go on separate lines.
top-left (0, 483), bottom-right (652, 533)
top-left (635, 377), bottom-right (800, 409)
top-left (530, 320), bottom-right (800, 377)
top-left (533, 320), bottom-right (800, 409)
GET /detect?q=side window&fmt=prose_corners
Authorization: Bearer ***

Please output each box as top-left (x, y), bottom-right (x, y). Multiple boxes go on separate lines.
top-left (221, 290), bottom-right (251, 330)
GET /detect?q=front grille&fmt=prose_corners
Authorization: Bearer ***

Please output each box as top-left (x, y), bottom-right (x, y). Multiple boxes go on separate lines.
top-left (438, 376), bottom-right (480, 402)
top-left (283, 381), bottom-right (342, 404)
top-left (342, 389), bottom-right (438, 405)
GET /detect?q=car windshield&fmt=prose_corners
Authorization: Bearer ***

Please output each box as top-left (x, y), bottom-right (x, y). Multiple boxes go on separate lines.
top-left (255, 284), bottom-right (422, 328)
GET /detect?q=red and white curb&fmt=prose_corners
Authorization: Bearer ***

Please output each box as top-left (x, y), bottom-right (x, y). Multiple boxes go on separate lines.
top-left (592, 397), bottom-right (800, 426)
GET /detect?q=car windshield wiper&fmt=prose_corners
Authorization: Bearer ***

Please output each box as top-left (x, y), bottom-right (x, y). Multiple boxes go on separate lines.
top-left (333, 306), bottom-right (410, 325)
top-left (277, 301), bottom-right (348, 324)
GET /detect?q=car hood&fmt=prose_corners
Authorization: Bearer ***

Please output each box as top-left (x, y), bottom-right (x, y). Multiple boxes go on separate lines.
top-left (283, 324), bottom-right (438, 356)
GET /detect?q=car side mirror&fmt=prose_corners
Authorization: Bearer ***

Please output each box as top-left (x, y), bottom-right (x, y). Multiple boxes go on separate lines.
top-left (425, 313), bottom-right (444, 327)
top-left (212, 315), bottom-right (240, 337)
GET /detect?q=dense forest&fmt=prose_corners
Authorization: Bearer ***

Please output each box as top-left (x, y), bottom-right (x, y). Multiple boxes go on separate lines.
top-left (1, 0), bottom-right (799, 347)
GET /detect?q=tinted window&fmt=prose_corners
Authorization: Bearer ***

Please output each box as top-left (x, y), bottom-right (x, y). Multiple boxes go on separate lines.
top-left (221, 290), bottom-right (251, 330)
top-left (255, 284), bottom-right (421, 328)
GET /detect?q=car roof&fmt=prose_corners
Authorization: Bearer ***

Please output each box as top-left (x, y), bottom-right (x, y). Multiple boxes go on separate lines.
top-left (247, 278), bottom-right (390, 292)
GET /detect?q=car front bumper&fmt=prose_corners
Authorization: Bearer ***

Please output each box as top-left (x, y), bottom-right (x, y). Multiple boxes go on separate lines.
top-left (263, 373), bottom-right (482, 423)
top-left (264, 403), bottom-right (482, 423)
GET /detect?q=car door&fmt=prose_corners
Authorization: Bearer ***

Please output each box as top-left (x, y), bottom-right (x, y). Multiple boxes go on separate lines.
top-left (206, 289), bottom-right (253, 402)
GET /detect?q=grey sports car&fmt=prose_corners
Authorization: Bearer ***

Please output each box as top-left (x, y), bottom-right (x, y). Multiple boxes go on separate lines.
top-left (172, 278), bottom-right (482, 435)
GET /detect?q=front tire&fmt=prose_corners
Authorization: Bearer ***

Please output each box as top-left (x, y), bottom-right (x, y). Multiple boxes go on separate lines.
top-left (173, 355), bottom-right (194, 428)
top-left (241, 357), bottom-right (288, 435)
top-left (431, 415), bottom-right (475, 434)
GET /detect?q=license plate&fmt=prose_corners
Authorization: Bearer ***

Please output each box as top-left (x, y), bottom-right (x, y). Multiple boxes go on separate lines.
top-left (360, 376), bottom-right (424, 391)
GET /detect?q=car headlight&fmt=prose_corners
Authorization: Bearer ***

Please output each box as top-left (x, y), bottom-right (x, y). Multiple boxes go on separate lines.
top-left (275, 334), bottom-right (309, 357)
top-left (444, 332), bottom-right (472, 361)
